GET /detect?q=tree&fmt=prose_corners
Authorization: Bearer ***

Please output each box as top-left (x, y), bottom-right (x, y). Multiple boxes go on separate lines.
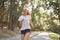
top-left (8, 0), bottom-right (18, 31)
top-left (0, 0), bottom-right (8, 27)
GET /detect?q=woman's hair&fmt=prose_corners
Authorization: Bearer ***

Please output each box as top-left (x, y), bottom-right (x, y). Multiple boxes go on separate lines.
top-left (27, 11), bottom-right (30, 15)
top-left (23, 8), bottom-right (30, 15)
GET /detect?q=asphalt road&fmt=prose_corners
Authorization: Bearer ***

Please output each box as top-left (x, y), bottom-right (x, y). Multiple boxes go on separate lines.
top-left (0, 32), bottom-right (51, 40)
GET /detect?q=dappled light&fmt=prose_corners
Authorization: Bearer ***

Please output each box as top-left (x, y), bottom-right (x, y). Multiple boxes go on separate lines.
top-left (0, 0), bottom-right (60, 40)
top-left (30, 32), bottom-right (50, 40)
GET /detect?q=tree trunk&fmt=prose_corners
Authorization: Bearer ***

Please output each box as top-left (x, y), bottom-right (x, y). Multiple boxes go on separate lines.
top-left (0, 1), bottom-right (4, 24)
top-left (8, 0), bottom-right (16, 31)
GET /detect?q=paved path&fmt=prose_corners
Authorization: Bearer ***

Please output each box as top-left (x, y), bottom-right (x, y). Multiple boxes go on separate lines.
top-left (0, 32), bottom-right (51, 40)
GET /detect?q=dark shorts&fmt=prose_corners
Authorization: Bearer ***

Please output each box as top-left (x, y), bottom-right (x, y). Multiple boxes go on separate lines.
top-left (21, 29), bottom-right (31, 35)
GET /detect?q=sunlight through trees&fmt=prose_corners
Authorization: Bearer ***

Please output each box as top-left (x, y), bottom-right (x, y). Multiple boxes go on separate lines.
top-left (0, 0), bottom-right (60, 34)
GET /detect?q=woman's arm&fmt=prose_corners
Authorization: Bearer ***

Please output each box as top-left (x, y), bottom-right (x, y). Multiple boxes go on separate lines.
top-left (30, 19), bottom-right (34, 31)
top-left (20, 21), bottom-right (22, 28)
top-left (20, 19), bottom-right (24, 28)
top-left (18, 16), bottom-right (24, 28)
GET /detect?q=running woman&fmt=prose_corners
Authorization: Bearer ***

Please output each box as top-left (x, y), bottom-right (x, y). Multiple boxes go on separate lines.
top-left (18, 8), bottom-right (34, 40)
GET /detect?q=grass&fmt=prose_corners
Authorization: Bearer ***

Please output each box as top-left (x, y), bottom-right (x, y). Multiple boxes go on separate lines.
top-left (49, 32), bottom-right (60, 40)
top-left (0, 34), bottom-right (9, 39)
top-left (0, 33), bottom-right (15, 39)
top-left (0, 32), bottom-right (15, 39)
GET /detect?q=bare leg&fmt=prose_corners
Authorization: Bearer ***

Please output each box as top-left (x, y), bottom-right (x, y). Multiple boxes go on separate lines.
top-left (24, 32), bottom-right (31, 40)
top-left (21, 34), bottom-right (25, 40)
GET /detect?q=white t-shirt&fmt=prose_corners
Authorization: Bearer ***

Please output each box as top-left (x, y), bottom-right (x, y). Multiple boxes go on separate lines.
top-left (18, 15), bottom-right (32, 30)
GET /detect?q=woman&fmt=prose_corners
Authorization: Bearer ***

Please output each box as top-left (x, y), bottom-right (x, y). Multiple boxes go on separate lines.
top-left (18, 8), bottom-right (34, 40)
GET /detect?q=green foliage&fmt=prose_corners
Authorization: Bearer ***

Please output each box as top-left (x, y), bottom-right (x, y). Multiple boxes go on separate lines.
top-left (0, 34), bottom-right (9, 39)
top-left (0, 0), bottom-right (60, 35)
top-left (48, 21), bottom-right (60, 34)
top-left (49, 32), bottom-right (59, 40)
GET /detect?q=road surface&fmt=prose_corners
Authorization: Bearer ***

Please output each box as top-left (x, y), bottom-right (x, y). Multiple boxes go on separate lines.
top-left (0, 32), bottom-right (51, 40)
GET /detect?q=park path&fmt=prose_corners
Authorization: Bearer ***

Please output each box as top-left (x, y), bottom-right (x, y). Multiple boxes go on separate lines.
top-left (0, 32), bottom-right (51, 40)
